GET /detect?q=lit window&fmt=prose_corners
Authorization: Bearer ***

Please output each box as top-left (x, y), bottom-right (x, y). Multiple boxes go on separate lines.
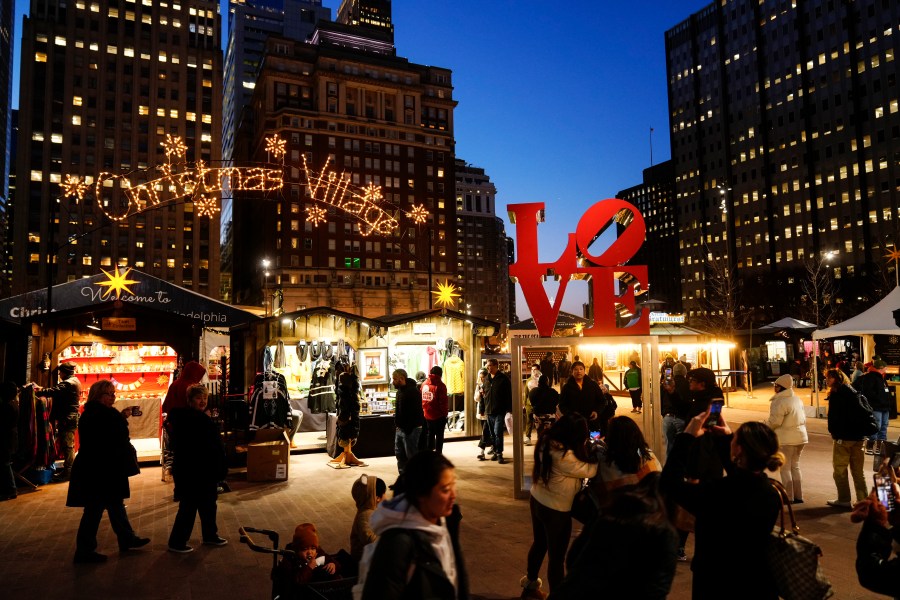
top-left (30, 171), bottom-right (43, 181)
top-left (169, 109), bottom-right (178, 118)
top-left (35, 52), bottom-right (47, 62)
top-left (73, 96), bottom-right (83, 106)
top-left (54, 36), bottom-right (66, 46)
top-left (158, 52), bottom-right (167, 62)
top-left (107, 45), bottom-right (117, 55)
top-left (124, 47), bottom-right (134, 57)
top-left (72, 115), bottom-right (81, 125)
top-left (51, 133), bottom-right (63, 143)
top-left (32, 132), bottom-right (44, 141)
top-left (156, 108), bottom-right (165, 117)
top-left (201, 114), bottom-right (211, 124)
top-left (138, 105), bottom-right (149, 115)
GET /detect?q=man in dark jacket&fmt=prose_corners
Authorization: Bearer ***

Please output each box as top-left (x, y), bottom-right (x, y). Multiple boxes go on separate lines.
top-left (166, 384), bottom-right (228, 552)
top-left (540, 352), bottom-right (557, 386)
top-left (557, 355), bottom-right (573, 388)
top-left (392, 369), bottom-right (424, 473)
top-left (559, 361), bottom-right (606, 432)
top-left (853, 358), bottom-right (892, 454)
top-left (827, 376), bottom-right (869, 508)
top-left (483, 358), bottom-right (511, 464)
top-left (660, 362), bottom-right (693, 458)
top-left (34, 362), bottom-right (81, 481)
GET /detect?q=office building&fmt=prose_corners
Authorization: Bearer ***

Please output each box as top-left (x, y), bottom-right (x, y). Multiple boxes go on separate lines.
top-left (0, 1), bottom-right (11, 297)
top-left (227, 17), bottom-right (458, 317)
top-left (666, 0), bottom-right (900, 327)
top-left (617, 160), bottom-right (680, 312)
top-left (11, 0), bottom-right (223, 298)
top-left (455, 159), bottom-right (511, 323)
top-left (336, 0), bottom-right (393, 43)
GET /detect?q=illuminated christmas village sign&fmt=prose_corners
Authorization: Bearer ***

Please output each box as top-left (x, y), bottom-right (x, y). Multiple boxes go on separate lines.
top-left (508, 199), bottom-right (649, 338)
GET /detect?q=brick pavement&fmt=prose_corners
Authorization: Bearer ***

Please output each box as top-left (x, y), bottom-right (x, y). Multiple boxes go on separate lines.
top-left (0, 384), bottom-right (892, 599)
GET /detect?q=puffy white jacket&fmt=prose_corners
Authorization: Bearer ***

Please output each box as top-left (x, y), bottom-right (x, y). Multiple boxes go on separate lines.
top-left (531, 446), bottom-right (598, 512)
top-left (767, 388), bottom-right (809, 446)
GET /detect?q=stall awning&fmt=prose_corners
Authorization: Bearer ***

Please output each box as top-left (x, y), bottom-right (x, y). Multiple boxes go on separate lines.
top-left (813, 286), bottom-right (900, 339)
top-left (757, 317), bottom-right (818, 332)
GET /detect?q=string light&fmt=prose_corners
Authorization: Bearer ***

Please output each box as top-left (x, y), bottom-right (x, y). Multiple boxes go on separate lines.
top-left (306, 205), bottom-right (327, 227)
top-left (265, 134), bottom-right (287, 161)
top-left (194, 194), bottom-right (220, 218)
top-left (61, 174), bottom-right (90, 202)
top-left (432, 280), bottom-right (461, 308)
top-left (302, 156), bottom-right (399, 236)
top-left (162, 134), bottom-right (188, 160)
top-left (407, 204), bottom-right (429, 224)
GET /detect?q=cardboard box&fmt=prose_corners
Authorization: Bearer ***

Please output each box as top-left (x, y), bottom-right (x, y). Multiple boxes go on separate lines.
top-left (247, 428), bottom-right (290, 482)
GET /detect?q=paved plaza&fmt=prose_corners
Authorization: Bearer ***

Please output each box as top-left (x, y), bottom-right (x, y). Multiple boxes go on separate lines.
top-left (0, 382), bottom-right (893, 599)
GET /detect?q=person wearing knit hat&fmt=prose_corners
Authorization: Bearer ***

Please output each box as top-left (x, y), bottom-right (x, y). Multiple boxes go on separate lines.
top-left (767, 374), bottom-right (808, 504)
top-left (273, 522), bottom-right (343, 593)
top-left (350, 474), bottom-right (386, 561)
top-left (33, 362), bottom-right (82, 481)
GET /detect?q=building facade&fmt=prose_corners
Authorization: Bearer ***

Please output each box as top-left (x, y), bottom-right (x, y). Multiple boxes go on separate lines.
top-left (11, 0), bottom-right (223, 298)
top-left (0, 1), bottom-right (12, 298)
top-left (227, 21), bottom-right (458, 317)
top-left (617, 160), bottom-right (680, 312)
top-left (454, 159), bottom-right (511, 323)
top-left (666, 0), bottom-right (900, 328)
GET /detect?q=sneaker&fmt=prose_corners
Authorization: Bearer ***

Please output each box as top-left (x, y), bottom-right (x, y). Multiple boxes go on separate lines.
top-left (826, 500), bottom-right (852, 509)
top-left (202, 537), bottom-right (228, 547)
top-left (476, 453), bottom-right (486, 461)
top-left (676, 547), bottom-right (688, 562)
top-left (523, 437), bottom-right (532, 446)
top-left (497, 455), bottom-right (507, 464)
top-left (490, 453), bottom-right (499, 461)
top-left (73, 551), bottom-right (107, 564)
top-left (168, 545), bottom-right (194, 554)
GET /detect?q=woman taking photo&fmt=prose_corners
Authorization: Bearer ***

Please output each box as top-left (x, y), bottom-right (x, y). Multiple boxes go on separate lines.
top-left (356, 451), bottom-right (467, 600)
top-left (67, 380), bottom-right (149, 563)
top-left (594, 416), bottom-right (662, 501)
top-left (661, 411), bottom-right (783, 599)
top-left (766, 374), bottom-right (808, 504)
top-left (521, 413), bottom-right (597, 599)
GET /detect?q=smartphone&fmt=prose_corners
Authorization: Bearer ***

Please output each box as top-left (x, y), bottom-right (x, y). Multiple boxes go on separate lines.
top-left (131, 405), bottom-right (143, 417)
top-left (589, 431), bottom-right (602, 441)
top-left (704, 399), bottom-right (724, 428)
top-left (664, 368), bottom-right (673, 383)
top-left (875, 475), bottom-right (894, 511)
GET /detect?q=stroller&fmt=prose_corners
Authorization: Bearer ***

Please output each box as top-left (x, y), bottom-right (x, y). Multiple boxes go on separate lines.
top-left (239, 526), bottom-right (357, 600)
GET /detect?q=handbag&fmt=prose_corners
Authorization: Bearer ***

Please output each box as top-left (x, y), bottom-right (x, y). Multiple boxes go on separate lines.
top-left (570, 482), bottom-right (600, 524)
top-left (766, 480), bottom-right (834, 600)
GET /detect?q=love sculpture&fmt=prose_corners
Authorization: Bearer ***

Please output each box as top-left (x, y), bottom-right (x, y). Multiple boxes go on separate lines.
top-left (508, 200), bottom-right (649, 338)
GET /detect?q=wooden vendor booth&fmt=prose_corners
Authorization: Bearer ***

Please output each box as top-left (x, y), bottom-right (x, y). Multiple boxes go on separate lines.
top-left (230, 307), bottom-right (498, 455)
top-left (0, 269), bottom-right (257, 462)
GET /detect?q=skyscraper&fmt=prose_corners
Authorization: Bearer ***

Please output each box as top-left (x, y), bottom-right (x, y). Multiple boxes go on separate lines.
top-left (11, 0), bottom-right (223, 298)
top-left (0, 0), bottom-right (12, 298)
top-left (227, 13), bottom-right (458, 317)
top-left (336, 0), bottom-right (393, 43)
top-left (666, 0), bottom-right (900, 328)
top-left (454, 159), bottom-right (511, 323)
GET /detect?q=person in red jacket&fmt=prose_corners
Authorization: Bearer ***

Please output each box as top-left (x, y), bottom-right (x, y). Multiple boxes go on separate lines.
top-left (421, 366), bottom-right (449, 453)
top-left (161, 361), bottom-right (207, 482)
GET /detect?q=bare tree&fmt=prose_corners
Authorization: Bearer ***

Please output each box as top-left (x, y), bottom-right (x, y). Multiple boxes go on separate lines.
top-left (695, 243), bottom-right (745, 337)
top-left (800, 253), bottom-right (837, 327)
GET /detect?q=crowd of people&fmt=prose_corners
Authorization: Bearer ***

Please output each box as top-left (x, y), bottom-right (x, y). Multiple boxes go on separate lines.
top-left (5, 348), bottom-right (900, 600)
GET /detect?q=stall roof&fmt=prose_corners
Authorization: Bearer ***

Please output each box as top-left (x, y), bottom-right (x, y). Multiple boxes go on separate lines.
top-left (233, 306), bottom-right (499, 334)
top-left (758, 317), bottom-right (818, 332)
top-left (813, 286), bottom-right (900, 339)
top-left (0, 269), bottom-right (258, 328)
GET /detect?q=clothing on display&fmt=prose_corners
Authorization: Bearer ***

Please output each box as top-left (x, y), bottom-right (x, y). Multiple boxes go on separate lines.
top-left (443, 355), bottom-right (466, 395)
top-left (309, 359), bottom-right (337, 414)
top-left (249, 371), bottom-right (291, 429)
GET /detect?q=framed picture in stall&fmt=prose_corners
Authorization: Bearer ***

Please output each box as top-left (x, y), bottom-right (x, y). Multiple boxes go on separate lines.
top-left (360, 348), bottom-right (389, 385)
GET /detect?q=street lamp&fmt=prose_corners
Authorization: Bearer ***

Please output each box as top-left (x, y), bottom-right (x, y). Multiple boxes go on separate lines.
top-left (262, 258), bottom-right (271, 316)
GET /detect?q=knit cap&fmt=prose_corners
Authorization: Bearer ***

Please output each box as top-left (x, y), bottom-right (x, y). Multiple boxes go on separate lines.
top-left (672, 362), bottom-right (687, 378)
top-left (774, 374), bottom-right (794, 389)
top-left (59, 362), bottom-right (77, 376)
top-left (292, 523), bottom-right (319, 549)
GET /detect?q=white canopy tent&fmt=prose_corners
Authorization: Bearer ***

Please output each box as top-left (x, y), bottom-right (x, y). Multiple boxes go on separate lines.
top-left (810, 286), bottom-right (900, 413)
top-left (758, 317), bottom-right (818, 332)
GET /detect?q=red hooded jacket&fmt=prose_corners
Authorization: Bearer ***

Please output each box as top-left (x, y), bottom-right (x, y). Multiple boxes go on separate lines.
top-left (162, 361), bottom-right (207, 413)
top-left (421, 374), bottom-right (448, 421)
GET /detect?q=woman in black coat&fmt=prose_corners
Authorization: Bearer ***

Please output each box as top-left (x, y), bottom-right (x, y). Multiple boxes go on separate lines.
top-left (166, 384), bottom-right (228, 552)
top-left (0, 381), bottom-right (19, 501)
top-left (67, 379), bottom-right (149, 563)
top-left (660, 412), bottom-right (783, 599)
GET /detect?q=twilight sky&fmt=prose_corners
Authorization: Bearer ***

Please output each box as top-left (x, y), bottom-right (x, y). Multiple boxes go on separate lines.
top-left (11, 0), bottom-right (713, 319)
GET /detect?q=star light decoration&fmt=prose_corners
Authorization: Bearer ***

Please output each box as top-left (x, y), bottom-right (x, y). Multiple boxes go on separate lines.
top-left (265, 134), bottom-right (287, 162)
top-left (193, 194), bottom-right (220, 218)
top-left (407, 204), bottom-right (429, 224)
top-left (95, 265), bottom-right (140, 300)
top-left (306, 205), bottom-right (327, 227)
top-left (61, 174), bottom-right (90, 202)
top-left (885, 247), bottom-right (900, 266)
top-left (432, 280), bottom-right (461, 308)
top-left (162, 134), bottom-right (188, 160)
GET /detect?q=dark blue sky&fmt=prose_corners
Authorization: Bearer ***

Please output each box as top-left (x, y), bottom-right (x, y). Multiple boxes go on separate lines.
top-left (12, 0), bottom-right (712, 317)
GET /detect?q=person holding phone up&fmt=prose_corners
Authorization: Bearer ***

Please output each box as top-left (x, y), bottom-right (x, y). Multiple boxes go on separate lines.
top-left (852, 471), bottom-right (900, 596)
top-left (660, 407), bottom-right (784, 600)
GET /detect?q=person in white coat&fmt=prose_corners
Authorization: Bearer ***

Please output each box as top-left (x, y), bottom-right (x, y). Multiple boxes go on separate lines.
top-left (767, 374), bottom-right (809, 503)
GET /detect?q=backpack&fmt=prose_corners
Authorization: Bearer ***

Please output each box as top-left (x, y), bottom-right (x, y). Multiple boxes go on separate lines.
top-left (851, 390), bottom-right (879, 438)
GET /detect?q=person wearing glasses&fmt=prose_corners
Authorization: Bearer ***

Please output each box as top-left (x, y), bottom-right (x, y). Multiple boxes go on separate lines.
top-left (66, 380), bottom-right (149, 563)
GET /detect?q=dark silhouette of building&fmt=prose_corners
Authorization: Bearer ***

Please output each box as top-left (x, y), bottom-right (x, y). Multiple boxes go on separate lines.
top-left (618, 160), bottom-right (679, 312)
top-left (11, 0), bottom-right (223, 299)
top-left (0, 2), bottom-right (12, 298)
top-left (666, 0), bottom-right (900, 327)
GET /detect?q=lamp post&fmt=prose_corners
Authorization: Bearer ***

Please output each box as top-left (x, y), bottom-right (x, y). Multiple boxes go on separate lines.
top-left (262, 258), bottom-right (271, 317)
